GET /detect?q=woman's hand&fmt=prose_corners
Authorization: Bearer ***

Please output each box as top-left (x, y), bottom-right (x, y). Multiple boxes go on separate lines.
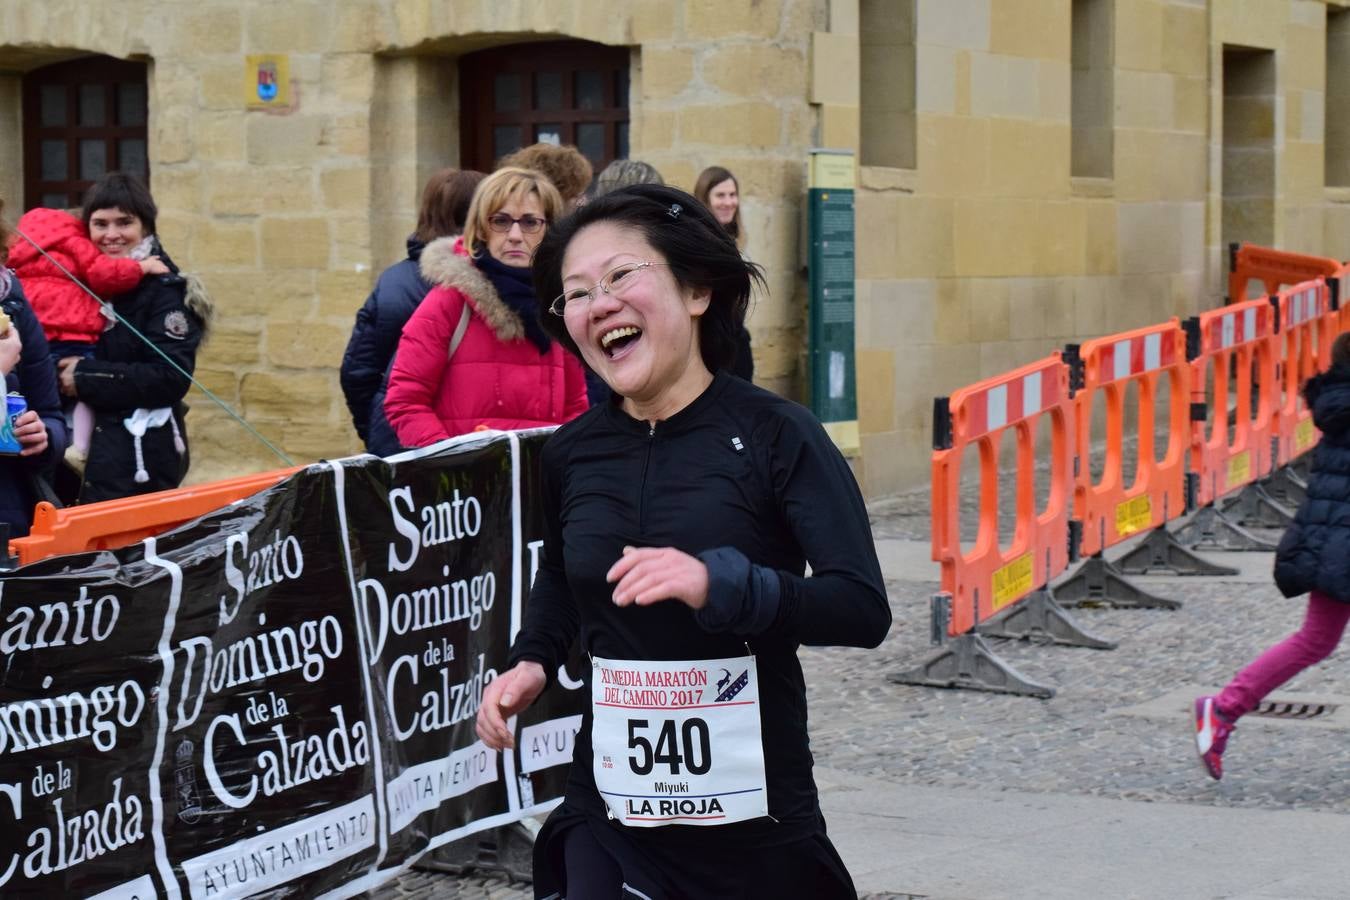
top-left (607, 545), bottom-right (709, 610)
top-left (476, 660), bottom-right (546, 751)
top-left (139, 256), bottom-right (169, 277)
top-left (56, 357), bottom-right (81, 397)
top-left (0, 326), bottom-right (21, 377)
top-left (12, 410), bottom-right (48, 457)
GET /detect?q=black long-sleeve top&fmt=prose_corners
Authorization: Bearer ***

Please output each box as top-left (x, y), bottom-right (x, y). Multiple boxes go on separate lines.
top-left (510, 370), bottom-right (890, 848)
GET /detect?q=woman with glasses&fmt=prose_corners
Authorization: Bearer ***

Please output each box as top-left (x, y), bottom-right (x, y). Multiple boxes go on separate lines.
top-left (385, 167), bottom-right (588, 446)
top-left (476, 184), bottom-right (890, 899)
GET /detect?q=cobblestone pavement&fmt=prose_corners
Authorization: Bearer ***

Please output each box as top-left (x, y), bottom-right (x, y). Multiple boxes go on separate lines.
top-left (384, 477), bottom-right (1347, 895)
top-left (371, 869), bottom-right (530, 898)
top-left (841, 483), bottom-right (1350, 815)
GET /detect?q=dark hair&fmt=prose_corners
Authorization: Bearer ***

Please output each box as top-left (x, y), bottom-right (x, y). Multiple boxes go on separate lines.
top-left (1301, 328), bottom-right (1350, 407)
top-left (497, 143), bottom-right (593, 205)
top-left (82, 172), bottom-right (157, 235)
top-left (532, 184), bottom-right (763, 374)
top-left (693, 165), bottom-right (743, 249)
top-left (415, 168), bottom-right (486, 242)
top-left (1333, 331), bottom-right (1350, 368)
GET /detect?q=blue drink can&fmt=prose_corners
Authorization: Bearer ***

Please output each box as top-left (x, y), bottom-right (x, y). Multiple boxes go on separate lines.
top-left (0, 393), bottom-right (27, 455)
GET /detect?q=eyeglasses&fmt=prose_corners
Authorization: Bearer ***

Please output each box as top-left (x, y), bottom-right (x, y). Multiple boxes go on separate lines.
top-left (549, 261), bottom-right (665, 316)
top-left (487, 213), bottom-right (547, 234)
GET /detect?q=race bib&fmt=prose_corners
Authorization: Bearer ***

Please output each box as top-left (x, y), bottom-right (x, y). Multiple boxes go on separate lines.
top-left (591, 655), bottom-right (768, 827)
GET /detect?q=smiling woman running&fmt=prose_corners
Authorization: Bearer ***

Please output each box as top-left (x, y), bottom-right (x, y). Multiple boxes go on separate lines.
top-left (476, 184), bottom-right (891, 899)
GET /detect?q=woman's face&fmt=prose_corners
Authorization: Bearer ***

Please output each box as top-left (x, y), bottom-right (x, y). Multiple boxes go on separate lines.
top-left (484, 191), bottom-right (547, 268)
top-left (88, 207), bottom-right (146, 258)
top-left (560, 221), bottom-right (711, 408)
top-left (707, 178), bottom-right (738, 227)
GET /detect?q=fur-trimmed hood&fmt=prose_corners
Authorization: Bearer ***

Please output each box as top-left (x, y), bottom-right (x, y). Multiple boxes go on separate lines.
top-left (418, 237), bottom-right (524, 343)
top-left (183, 272), bottom-right (214, 339)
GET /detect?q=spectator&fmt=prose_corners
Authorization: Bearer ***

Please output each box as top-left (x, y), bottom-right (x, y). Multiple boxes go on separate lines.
top-left (694, 165), bottom-right (754, 382)
top-left (57, 173), bottom-right (211, 503)
top-left (341, 167), bottom-right (486, 456)
top-left (498, 143), bottom-right (593, 210)
top-left (384, 167), bottom-right (587, 446)
top-left (0, 198), bottom-right (67, 537)
top-left (694, 165), bottom-right (745, 250)
top-left (591, 158), bottom-right (664, 199)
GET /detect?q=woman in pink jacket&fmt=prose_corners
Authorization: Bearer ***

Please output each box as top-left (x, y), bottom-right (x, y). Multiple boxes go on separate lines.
top-left (385, 167), bottom-right (588, 446)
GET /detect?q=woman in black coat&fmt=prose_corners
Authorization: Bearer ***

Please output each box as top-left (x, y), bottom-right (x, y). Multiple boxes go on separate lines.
top-left (1194, 330), bottom-right (1350, 781)
top-left (56, 173), bottom-right (211, 504)
top-left (340, 168), bottom-right (484, 456)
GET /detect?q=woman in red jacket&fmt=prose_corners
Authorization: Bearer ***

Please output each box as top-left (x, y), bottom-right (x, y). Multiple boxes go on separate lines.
top-left (384, 167), bottom-right (588, 446)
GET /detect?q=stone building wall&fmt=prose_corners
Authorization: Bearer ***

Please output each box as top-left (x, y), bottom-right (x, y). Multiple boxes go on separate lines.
top-left (0, 0), bottom-right (824, 483)
top-left (823, 0), bottom-right (1350, 496)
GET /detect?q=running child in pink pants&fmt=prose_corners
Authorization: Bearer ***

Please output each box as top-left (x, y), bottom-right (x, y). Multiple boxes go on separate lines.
top-left (1195, 332), bottom-right (1350, 779)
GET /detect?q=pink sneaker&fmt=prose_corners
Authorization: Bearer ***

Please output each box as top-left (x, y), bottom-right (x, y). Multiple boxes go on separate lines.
top-left (1194, 696), bottom-right (1236, 780)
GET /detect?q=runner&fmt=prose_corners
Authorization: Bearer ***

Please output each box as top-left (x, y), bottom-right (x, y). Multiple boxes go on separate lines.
top-left (476, 184), bottom-right (891, 899)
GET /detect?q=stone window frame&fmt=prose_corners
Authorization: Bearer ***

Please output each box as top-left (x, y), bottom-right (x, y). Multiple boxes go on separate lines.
top-left (22, 56), bottom-right (149, 211)
top-left (458, 39), bottom-right (630, 173)
top-left (858, 0), bottom-right (916, 172)
top-left (1327, 5), bottom-right (1350, 195)
top-left (1070, 0), bottom-right (1115, 184)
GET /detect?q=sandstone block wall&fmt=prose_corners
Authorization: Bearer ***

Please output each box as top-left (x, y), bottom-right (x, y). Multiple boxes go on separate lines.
top-left (0, 0), bottom-right (825, 484)
top-left (833, 0), bottom-right (1349, 496)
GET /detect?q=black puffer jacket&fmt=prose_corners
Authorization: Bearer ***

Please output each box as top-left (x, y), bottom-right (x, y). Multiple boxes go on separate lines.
top-left (1274, 361), bottom-right (1350, 603)
top-left (339, 235), bottom-right (433, 456)
top-left (73, 241), bottom-right (210, 504)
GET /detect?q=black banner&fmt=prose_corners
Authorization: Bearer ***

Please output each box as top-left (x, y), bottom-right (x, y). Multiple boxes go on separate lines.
top-left (510, 430), bottom-right (586, 808)
top-left (0, 430), bottom-right (584, 899)
top-left (0, 552), bottom-right (170, 900)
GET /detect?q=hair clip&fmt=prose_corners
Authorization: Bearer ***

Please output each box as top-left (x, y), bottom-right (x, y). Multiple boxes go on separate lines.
top-left (667, 203), bottom-right (682, 220)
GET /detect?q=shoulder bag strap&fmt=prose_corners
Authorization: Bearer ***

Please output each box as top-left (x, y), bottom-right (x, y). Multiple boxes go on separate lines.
top-left (448, 298), bottom-right (472, 360)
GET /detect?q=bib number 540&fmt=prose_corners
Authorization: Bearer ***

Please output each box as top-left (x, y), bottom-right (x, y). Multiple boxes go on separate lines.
top-left (627, 718), bottom-right (711, 776)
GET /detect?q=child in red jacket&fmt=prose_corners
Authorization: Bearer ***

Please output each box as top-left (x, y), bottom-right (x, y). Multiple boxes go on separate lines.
top-left (8, 207), bottom-right (167, 471)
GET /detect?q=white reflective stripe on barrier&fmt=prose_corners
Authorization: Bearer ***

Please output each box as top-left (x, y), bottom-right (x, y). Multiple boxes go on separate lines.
top-left (1144, 332), bottom-right (1161, 371)
top-left (1113, 338), bottom-right (1132, 380)
top-left (1289, 287), bottom-right (1320, 325)
top-left (987, 384), bottom-right (1008, 430)
top-left (1023, 371), bottom-right (1042, 418)
top-left (966, 367), bottom-right (1059, 436)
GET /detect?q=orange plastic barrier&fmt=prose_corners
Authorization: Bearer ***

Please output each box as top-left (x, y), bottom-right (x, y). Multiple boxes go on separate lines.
top-left (931, 354), bottom-right (1074, 636)
top-left (1228, 242), bottom-right (1342, 305)
top-left (1188, 299), bottom-right (1278, 508)
top-left (1272, 279), bottom-right (1336, 468)
top-left (11, 466), bottom-right (302, 565)
top-left (1071, 321), bottom-right (1189, 557)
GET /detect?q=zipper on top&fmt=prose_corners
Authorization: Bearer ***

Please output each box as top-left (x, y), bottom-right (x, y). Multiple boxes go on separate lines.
top-left (638, 420), bottom-right (656, 531)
